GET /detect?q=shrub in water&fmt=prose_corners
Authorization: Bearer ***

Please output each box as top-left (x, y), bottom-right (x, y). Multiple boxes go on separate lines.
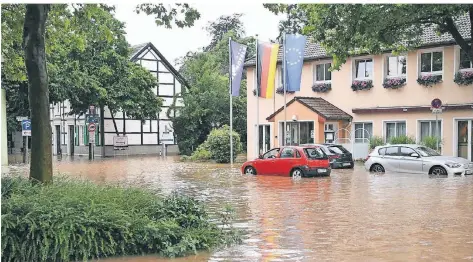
top-left (421, 136), bottom-right (442, 151)
top-left (205, 125), bottom-right (242, 163)
top-left (369, 136), bottom-right (385, 149)
top-left (189, 142), bottom-right (212, 161)
top-left (388, 135), bottom-right (416, 144)
top-left (1, 176), bottom-right (241, 262)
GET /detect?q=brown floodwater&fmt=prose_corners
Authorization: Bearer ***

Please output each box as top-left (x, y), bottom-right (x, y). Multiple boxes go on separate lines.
top-left (4, 155), bottom-right (473, 261)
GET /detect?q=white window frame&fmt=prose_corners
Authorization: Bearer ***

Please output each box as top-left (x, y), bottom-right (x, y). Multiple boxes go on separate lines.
top-left (352, 56), bottom-right (374, 81)
top-left (454, 45), bottom-right (473, 76)
top-left (313, 60), bottom-right (333, 83)
top-left (383, 54), bottom-right (407, 79)
top-left (417, 47), bottom-right (444, 77)
top-left (383, 120), bottom-right (407, 143)
top-left (353, 122), bottom-right (373, 144)
top-left (417, 119), bottom-right (443, 144)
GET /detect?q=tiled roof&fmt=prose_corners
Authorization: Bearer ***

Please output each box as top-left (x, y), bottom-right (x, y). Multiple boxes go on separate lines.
top-left (130, 43), bottom-right (149, 59)
top-left (245, 14), bottom-right (471, 67)
top-left (266, 96), bottom-right (352, 121)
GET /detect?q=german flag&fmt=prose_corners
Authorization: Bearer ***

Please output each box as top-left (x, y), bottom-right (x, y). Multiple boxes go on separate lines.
top-left (257, 42), bottom-right (279, 99)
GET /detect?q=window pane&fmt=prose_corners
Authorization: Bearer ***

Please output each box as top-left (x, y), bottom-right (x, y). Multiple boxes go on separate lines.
top-left (399, 56), bottom-right (407, 75)
top-left (354, 124), bottom-right (363, 139)
top-left (420, 122), bottom-right (430, 141)
top-left (355, 60), bottom-right (365, 78)
top-left (396, 122), bottom-right (406, 136)
top-left (385, 147), bottom-right (399, 156)
top-left (386, 123), bottom-right (395, 141)
top-left (365, 59), bottom-right (373, 78)
top-left (387, 56), bottom-right (398, 76)
top-left (365, 123), bottom-right (373, 139)
top-left (300, 122), bottom-right (309, 145)
top-left (400, 147), bottom-right (416, 157)
top-left (421, 53), bottom-right (432, 72)
top-left (432, 51), bottom-right (442, 72)
top-left (316, 64), bottom-right (325, 81)
top-left (431, 120), bottom-right (441, 138)
top-left (325, 63), bottom-right (332, 80)
top-left (460, 49), bottom-right (472, 69)
top-left (280, 148), bottom-right (295, 158)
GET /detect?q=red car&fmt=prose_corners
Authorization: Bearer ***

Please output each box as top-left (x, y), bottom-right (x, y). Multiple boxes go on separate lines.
top-left (241, 146), bottom-right (331, 178)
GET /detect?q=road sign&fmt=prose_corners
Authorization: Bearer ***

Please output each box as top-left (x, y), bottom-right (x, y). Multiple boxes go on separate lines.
top-left (431, 108), bottom-right (443, 114)
top-left (16, 116), bottom-right (28, 121)
top-left (431, 98), bottom-right (442, 109)
top-left (89, 105), bottom-right (96, 115)
top-left (89, 132), bottom-right (96, 144)
top-left (21, 119), bottom-right (31, 136)
top-left (88, 123), bottom-right (96, 132)
top-left (113, 136), bottom-right (128, 150)
top-left (86, 114), bottom-right (99, 124)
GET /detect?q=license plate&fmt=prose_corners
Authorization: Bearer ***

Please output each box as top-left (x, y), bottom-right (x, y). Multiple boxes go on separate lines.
top-left (343, 163), bottom-right (351, 166)
top-left (318, 169), bottom-right (327, 173)
top-left (466, 170), bottom-right (472, 175)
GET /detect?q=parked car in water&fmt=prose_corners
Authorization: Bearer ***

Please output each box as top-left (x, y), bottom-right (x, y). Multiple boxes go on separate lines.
top-left (364, 144), bottom-right (473, 176)
top-left (241, 146), bottom-right (331, 178)
top-left (301, 143), bottom-right (354, 169)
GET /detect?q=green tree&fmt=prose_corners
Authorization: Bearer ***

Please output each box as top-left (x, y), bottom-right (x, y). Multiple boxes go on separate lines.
top-left (264, 4), bottom-right (473, 69)
top-left (169, 14), bottom-right (255, 156)
top-left (3, 3), bottom-right (201, 182)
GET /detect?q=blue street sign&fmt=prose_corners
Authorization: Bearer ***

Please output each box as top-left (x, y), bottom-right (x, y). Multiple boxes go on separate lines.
top-left (22, 120), bottom-right (31, 131)
top-left (86, 114), bottom-right (99, 124)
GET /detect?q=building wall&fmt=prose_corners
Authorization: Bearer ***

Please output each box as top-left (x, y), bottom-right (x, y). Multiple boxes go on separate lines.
top-left (47, 45), bottom-right (185, 157)
top-left (246, 45), bottom-right (473, 159)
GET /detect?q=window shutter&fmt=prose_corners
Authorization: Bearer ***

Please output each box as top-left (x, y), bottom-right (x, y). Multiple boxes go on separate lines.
top-left (84, 126), bottom-right (89, 144)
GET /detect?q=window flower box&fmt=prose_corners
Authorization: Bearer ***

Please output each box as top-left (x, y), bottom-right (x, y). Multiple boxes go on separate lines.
top-left (351, 80), bottom-right (373, 91)
top-left (312, 82), bottom-right (332, 93)
top-left (383, 77), bottom-right (406, 89)
top-left (416, 74), bottom-right (442, 87)
top-left (454, 71), bottom-right (473, 86)
top-left (276, 86), bottom-right (295, 95)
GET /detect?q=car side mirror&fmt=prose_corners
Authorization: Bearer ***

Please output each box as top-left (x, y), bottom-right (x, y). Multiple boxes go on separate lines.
top-left (410, 153), bottom-right (420, 158)
top-left (258, 155), bottom-right (263, 159)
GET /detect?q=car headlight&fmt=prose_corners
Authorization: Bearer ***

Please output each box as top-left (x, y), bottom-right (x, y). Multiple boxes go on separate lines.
top-left (445, 162), bottom-right (462, 168)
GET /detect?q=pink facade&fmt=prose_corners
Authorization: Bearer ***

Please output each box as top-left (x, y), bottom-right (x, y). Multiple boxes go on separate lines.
top-left (246, 45), bottom-right (473, 161)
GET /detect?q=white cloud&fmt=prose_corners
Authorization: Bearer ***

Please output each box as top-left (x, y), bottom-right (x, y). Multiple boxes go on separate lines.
top-left (114, 3), bottom-right (283, 69)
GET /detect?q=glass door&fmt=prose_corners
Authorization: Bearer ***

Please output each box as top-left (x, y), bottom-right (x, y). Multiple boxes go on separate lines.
top-left (457, 120), bottom-right (472, 161)
top-left (258, 125), bottom-right (271, 155)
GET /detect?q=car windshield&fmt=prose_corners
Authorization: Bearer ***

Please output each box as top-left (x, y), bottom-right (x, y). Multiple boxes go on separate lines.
top-left (328, 145), bottom-right (349, 155)
top-left (304, 148), bottom-right (326, 159)
top-left (416, 146), bottom-right (441, 157)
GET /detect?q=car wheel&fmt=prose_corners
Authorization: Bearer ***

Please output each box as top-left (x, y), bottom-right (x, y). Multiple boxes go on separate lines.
top-left (291, 168), bottom-right (303, 180)
top-left (370, 164), bottom-right (385, 173)
top-left (431, 166), bottom-right (447, 176)
top-left (244, 166), bottom-right (256, 175)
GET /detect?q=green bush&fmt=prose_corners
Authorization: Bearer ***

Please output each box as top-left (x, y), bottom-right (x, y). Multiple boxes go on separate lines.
top-left (1, 176), bottom-right (241, 262)
top-left (206, 125), bottom-right (242, 163)
top-left (189, 142), bottom-right (212, 161)
top-left (388, 135), bottom-right (416, 144)
top-left (369, 136), bottom-right (385, 149)
top-left (421, 136), bottom-right (442, 150)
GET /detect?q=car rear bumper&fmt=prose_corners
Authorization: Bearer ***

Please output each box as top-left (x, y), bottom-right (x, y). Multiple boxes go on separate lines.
top-left (331, 161), bottom-right (354, 169)
top-left (303, 168), bottom-right (331, 177)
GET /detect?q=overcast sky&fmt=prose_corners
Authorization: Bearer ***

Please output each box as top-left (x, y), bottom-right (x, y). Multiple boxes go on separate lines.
top-left (114, 3), bottom-right (283, 69)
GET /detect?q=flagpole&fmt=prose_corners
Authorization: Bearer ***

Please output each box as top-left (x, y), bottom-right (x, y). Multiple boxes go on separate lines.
top-left (283, 33), bottom-right (287, 146)
top-left (255, 35), bottom-right (259, 158)
top-left (229, 37), bottom-right (233, 167)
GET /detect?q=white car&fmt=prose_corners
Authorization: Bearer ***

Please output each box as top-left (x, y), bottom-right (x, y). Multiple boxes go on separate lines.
top-left (364, 144), bottom-right (473, 176)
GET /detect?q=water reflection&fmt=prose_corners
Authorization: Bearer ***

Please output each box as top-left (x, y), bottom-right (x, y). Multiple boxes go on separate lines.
top-left (5, 156), bottom-right (473, 261)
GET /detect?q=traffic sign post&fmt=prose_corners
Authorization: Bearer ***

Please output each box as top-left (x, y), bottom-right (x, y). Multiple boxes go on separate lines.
top-left (21, 119), bottom-right (31, 164)
top-left (88, 123), bottom-right (96, 160)
top-left (431, 98), bottom-right (442, 152)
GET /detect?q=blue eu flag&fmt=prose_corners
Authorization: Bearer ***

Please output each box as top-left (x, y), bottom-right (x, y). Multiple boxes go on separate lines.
top-left (284, 34), bottom-right (307, 92)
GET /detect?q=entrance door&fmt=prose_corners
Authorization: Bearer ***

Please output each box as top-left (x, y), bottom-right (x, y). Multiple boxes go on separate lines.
top-left (288, 122), bottom-right (299, 146)
top-left (69, 125), bottom-right (75, 156)
top-left (457, 120), bottom-right (472, 161)
top-left (258, 124), bottom-right (271, 156)
top-left (55, 125), bottom-right (61, 155)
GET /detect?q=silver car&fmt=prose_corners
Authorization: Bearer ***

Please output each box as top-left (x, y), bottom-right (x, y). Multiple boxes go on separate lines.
top-left (364, 144), bottom-right (473, 176)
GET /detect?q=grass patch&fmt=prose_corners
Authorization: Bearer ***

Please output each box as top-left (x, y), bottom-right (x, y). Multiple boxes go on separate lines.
top-left (1, 176), bottom-right (242, 262)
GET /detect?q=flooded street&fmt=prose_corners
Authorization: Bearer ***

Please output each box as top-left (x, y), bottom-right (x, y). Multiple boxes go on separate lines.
top-left (5, 156), bottom-right (473, 261)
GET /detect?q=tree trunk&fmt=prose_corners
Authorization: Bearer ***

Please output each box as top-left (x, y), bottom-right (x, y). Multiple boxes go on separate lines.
top-left (110, 111), bottom-right (120, 136)
top-left (23, 4), bottom-right (52, 183)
